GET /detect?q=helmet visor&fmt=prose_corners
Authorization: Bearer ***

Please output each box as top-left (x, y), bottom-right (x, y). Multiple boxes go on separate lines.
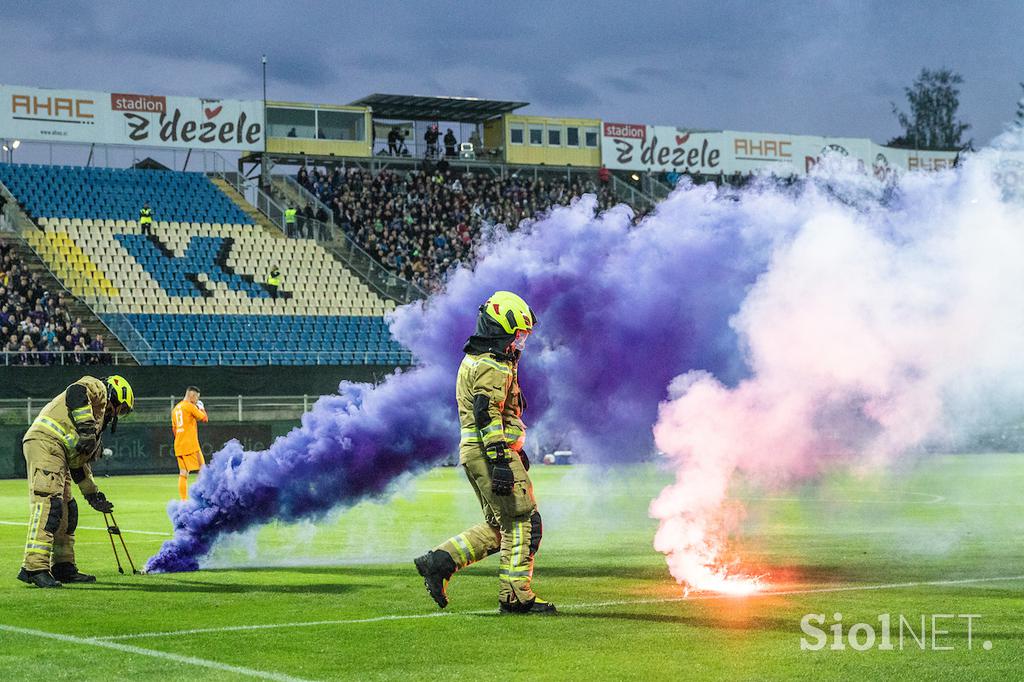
top-left (512, 329), bottom-right (530, 351)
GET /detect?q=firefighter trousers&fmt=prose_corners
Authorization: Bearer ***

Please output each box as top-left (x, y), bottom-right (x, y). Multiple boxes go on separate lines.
top-left (437, 446), bottom-right (542, 606)
top-left (22, 439), bottom-right (77, 572)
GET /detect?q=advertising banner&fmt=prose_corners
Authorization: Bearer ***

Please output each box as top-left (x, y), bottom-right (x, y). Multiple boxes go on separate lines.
top-left (5, 423), bottom-right (273, 478)
top-left (601, 121), bottom-right (959, 177)
top-left (602, 123), bottom-right (725, 174)
top-left (0, 84), bottom-right (264, 151)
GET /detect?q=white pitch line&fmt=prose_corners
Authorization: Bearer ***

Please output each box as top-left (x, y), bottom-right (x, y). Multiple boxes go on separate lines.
top-left (0, 520), bottom-right (170, 536)
top-left (414, 490), bottom-right (954, 505)
top-left (93, 612), bottom-right (457, 641)
top-left (562, 574), bottom-right (1024, 610)
top-left (0, 624), bottom-right (312, 682)
top-left (92, 574), bottom-right (1024, 641)
top-left (0, 540), bottom-right (164, 550)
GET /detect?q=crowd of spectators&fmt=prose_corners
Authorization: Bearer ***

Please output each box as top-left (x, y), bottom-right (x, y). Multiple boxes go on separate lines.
top-left (0, 243), bottom-right (108, 365)
top-left (297, 165), bottom-right (620, 291)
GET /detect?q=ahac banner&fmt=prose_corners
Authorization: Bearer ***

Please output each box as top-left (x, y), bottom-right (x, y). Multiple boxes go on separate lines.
top-left (0, 84), bottom-right (264, 151)
top-left (601, 122), bottom-right (960, 177)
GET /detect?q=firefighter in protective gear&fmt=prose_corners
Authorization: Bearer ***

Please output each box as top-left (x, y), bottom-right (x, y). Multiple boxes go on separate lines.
top-left (17, 375), bottom-right (134, 588)
top-left (415, 291), bottom-right (555, 615)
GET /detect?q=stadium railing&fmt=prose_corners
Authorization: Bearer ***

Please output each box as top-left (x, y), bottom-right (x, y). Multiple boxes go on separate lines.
top-left (282, 175), bottom-right (335, 225)
top-left (0, 394), bottom-right (319, 425)
top-left (2, 349), bottom-right (412, 367)
top-left (611, 175), bottom-right (657, 209)
top-left (1, 350), bottom-right (127, 366)
top-left (313, 220), bottom-right (427, 304)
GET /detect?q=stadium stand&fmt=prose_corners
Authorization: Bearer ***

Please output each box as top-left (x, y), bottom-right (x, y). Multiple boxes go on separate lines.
top-left (1, 240), bottom-right (108, 365)
top-left (298, 166), bottom-right (619, 291)
top-left (0, 163), bottom-right (409, 365)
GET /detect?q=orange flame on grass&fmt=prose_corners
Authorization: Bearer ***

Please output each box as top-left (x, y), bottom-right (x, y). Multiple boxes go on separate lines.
top-left (651, 473), bottom-right (768, 596)
top-left (653, 506), bottom-right (767, 596)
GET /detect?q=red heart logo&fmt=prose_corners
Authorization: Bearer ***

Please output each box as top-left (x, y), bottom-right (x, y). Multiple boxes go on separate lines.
top-left (675, 133), bottom-right (690, 145)
top-left (204, 105), bottom-right (223, 119)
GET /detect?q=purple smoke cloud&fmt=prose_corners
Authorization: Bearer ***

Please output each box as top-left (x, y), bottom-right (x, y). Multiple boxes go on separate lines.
top-left (146, 182), bottom-right (815, 572)
top-left (146, 365), bottom-right (454, 572)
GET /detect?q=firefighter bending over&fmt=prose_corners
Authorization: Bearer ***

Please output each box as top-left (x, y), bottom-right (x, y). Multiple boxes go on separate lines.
top-left (18, 375), bottom-right (134, 588)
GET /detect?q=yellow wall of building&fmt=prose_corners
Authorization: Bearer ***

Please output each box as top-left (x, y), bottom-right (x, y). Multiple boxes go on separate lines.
top-left (267, 137), bottom-right (372, 157)
top-left (266, 102), bottom-right (373, 158)
top-left (487, 115), bottom-right (601, 167)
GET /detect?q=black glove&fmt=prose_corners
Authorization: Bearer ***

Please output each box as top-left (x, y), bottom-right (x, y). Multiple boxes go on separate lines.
top-left (486, 443), bottom-right (514, 496)
top-left (491, 460), bottom-right (514, 496)
top-left (519, 450), bottom-right (530, 472)
top-left (76, 432), bottom-right (97, 456)
top-left (84, 491), bottom-right (114, 513)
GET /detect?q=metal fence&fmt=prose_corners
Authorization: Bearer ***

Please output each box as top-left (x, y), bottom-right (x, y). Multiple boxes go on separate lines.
top-left (1, 349), bottom-right (412, 366)
top-left (317, 226), bottom-right (428, 304)
top-left (0, 394), bottom-right (318, 426)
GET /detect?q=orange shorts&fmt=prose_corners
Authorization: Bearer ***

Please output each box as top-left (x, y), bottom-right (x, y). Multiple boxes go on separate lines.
top-left (176, 451), bottom-right (205, 472)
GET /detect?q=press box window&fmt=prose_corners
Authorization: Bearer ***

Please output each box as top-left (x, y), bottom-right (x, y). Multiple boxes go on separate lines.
top-left (317, 110), bottom-right (365, 141)
top-left (584, 128), bottom-right (598, 147)
top-left (566, 127), bottom-right (580, 147)
top-left (267, 107), bottom-right (316, 139)
top-left (547, 127), bottom-right (561, 146)
top-left (510, 125), bottom-right (525, 145)
top-left (529, 126), bottom-right (543, 145)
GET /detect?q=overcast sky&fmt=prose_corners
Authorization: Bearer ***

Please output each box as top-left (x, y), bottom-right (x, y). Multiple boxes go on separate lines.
top-left (2, 0), bottom-right (1022, 146)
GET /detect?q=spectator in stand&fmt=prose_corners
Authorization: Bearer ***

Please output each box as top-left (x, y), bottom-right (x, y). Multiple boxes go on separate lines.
top-left (468, 130), bottom-right (483, 155)
top-left (88, 334), bottom-right (107, 364)
top-left (444, 129), bottom-right (458, 158)
top-left (315, 205), bottom-right (330, 240)
top-left (598, 164), bottom-right (611, 185)
top-left (388, 127), bottom-right (400, 156)
top-left (424, 125), bottom-right (440, 159)
top-left (72, 338), bottom-right (88, 365)
top-left (302, 205), bottom-right (315, 238)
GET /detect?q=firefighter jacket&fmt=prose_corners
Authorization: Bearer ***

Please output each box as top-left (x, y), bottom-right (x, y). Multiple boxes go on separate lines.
top-left (22, 376), bottom-right (109, 494)
top-left (457, 352), bottom-right (526, 458)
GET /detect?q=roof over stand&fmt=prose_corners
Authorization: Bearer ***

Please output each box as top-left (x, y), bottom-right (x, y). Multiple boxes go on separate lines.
top-left (349, 93), bottom-right (528, 122)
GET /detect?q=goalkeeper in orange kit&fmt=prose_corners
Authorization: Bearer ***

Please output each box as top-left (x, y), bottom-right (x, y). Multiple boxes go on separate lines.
top-left (171, 385), bottom-right (208, 500)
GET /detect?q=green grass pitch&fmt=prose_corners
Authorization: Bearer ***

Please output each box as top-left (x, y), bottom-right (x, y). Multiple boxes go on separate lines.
top-left (1, 455), bottom-right (1022, 680)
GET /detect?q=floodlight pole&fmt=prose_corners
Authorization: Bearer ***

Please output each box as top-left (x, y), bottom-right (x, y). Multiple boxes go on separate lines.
top-left (261, 54), bottom-right (269, 191)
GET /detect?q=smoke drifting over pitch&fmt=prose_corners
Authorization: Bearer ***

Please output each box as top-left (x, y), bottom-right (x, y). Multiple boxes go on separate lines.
top-left (147, 144), bottom-right (1024, 582)
top-left (652, 147), bottom-right (1024, 591)
top-left (147, 178), bottom-right (786, 572)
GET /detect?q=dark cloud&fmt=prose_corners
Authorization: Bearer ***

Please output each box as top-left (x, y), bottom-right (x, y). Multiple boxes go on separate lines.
top-left (602, 76), bottom-right (646, 95)
top-left (1, 1), bottom-right (1022, 143)
top-left (523, 75), bottom-right (600, 108)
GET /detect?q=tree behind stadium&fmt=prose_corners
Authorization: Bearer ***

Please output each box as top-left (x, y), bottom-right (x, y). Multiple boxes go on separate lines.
top-left (889, 67), bottom-right (972, 151)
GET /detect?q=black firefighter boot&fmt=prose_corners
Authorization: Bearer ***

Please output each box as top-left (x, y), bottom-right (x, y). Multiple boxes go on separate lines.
top-left (414, 550), bottom-right (457, 608)
top-left (499, 597), bottom-right (558, 615)
top-left (16, 568), bottom-right (62, 588)
top-left (52, 562), bottom-right (97, 583)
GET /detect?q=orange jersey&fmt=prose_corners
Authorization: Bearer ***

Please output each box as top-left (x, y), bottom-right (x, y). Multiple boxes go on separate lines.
top-left (172, 400), bottom-right (208, 456)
